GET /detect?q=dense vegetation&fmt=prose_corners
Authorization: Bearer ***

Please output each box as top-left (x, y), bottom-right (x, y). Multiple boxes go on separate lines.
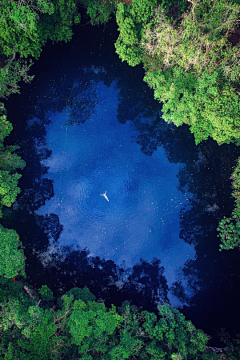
top-left (218, 159), bottom-right (240, 251)
top-left (0, 0), bottom-right (240, 358)
top-left (0, 103), bottom-right (25, 279)
top-left (115, 0), bottom-right (240, 145)
top-left (1, 279), bottom-right (224, 360)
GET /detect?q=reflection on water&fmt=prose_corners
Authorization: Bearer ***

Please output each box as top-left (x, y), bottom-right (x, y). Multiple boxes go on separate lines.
top-left (33, 77), bottom-right (195, 305)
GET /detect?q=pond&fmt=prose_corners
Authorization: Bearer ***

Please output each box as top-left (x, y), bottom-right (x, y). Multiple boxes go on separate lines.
top-left (5, 21), bottom-right (240, 343)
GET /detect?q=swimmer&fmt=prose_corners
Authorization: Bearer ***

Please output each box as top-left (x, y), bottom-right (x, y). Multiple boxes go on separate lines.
top-left (100, 191), bottom-right (109, 202)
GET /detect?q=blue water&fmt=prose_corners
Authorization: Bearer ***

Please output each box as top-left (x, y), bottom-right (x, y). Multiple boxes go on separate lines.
top-left (32, 77), bottom-right (195, 301)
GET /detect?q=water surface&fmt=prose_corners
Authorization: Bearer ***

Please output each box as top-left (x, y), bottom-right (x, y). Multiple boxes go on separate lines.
top-left (35, 79), bottom-right (194, 299)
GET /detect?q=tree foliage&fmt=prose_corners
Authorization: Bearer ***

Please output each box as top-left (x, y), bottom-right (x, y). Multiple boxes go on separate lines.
top-left (217, 158), bottom-right (240, 251)
top-left (0, 283), bottom-right (221, 359)
top-left (114, 0), bottom-right (240, 145)
top-left (81, 0), bottom-right (116, 25)
top-left (0, 59), bottom-right (34, 98)
top-left (0, 0), bottom-right (81, 98)
top-left (0, 104), bottom-right (25, 279)
top-left (0, 0), bottom-right (54, 59)
top-left (143, 0), bottom-right (240, 80)
top-left (115, 0), bottom-right (158, 66)
top-left (144, 67), bottom-right (240, 145)
top-left (0, 225), bottom-right (25, 278)
top-left (0, 104), bottom-right (25, 216)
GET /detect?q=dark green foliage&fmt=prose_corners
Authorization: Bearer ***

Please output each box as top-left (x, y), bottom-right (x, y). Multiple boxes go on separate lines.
top-left (217, 158), bottom-right (240, 250)
top-left (81, 0), bottom-right (116, 25)
top-left (0, 0), bottom-right (54, 59)
top-left (113, 0), bottom-right (240, 145)
top-left (143, 0), bottom-right (240, 145)
top-left (144, 67), bottom-right (240, 145)
top-left (38, 0), bottom-right (80, 45)
top-left (0, 0), bottom-right (81, 98)
top-left (0, 60), bottom-right (34, 98)
top-left (0, 104), bottom-right (26, 278)
top-left (0, 0), bottom-right (80, 59)
top-left (0, 225), bottom-right (25, 279)
top-left (67, 286), bottom-right (96, 302)
top-left (0, 283), bottom-right (221, 359)
top-left (0, 104), bottom-right (26, 216)
top-left (39, 285), bottom-right (54, 302)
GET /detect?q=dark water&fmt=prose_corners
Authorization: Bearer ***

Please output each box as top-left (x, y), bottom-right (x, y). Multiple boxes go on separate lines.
top-left (4, 21), bottom-right (240, 342)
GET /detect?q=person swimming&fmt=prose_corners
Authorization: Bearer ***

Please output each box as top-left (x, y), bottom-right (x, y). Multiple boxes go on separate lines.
top-left (100, 191), bottom-right (109, 202)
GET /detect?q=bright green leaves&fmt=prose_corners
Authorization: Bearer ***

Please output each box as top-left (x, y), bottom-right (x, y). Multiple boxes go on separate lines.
top-left (115, 3), bottom-right (142, 66)
top-left (109, 331), bottom-right (143, 360)
top-left (140, 304), bottom-right (209, 359)
top-left (36, 0), bottom-right (55, 15)
top-left (0, 299), bottom-right (59, 360)
top-left (140, 0), bottom-right (240, 145)
top-left (0, 0), bottom-right (40, 58)
top-left (218, 158), bottom-right (240, 251)
top-left (69, 300), bottom-right (120, 355)
top-left (115, 0), bottom-right (157, 67)
top-left (0, 171), bottom-right (21, 209)
top-left (0, 284), bottom-right (219, 359)
top-left (0, 108), bottom-right (12, 140)
top-left (0, 106), bottom-right (25, 278)
top-left (0, 108), bottom-right (25, 215)
top-left (158, 304), bottom-right (208, 356)
top-left (0, 0), bottom-right (56, 59)
top-left (0, 0), bottom-right (76, 59)
top-left (18, 310), bottom-right (58, 360)
top-left (143, 0), bottom-right (240, 78)
top-left (0, 0), bottom-right (81, 57)
top-left (0, 225), bottom-right (25, 278)
top-left (144, 65), bottom-right (240, 145)
top-left (0, 0), bottom-right (81, 98)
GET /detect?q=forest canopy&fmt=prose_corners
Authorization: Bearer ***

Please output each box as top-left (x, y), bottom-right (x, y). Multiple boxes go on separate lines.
top-left (1, 279), bottom-right (237, 359)
top-left (115, 0), bottom-right (240, 145)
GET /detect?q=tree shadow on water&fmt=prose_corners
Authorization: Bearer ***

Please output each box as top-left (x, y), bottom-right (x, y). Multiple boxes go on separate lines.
top-left (34, 246), bottom-right (169, 313)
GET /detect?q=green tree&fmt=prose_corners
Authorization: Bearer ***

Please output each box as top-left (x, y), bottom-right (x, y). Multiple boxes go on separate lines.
top-left (0, 59), bottom-right (34, 98)
top-left (141, 0), bottom-right (240, 145)
top-left (0, 105), bottom-right (25, 279)
top-left (80, 0), bottom-right (116, 25)
top-left (17, 309), bottom-right (58, 360)
top-left (39, 285), bottom-right (54, 302)
top-left (0, 105), bottom-right (25, 215)
top-left (217, 158), bottom-right (240, 250)
top-left (68, 299), bottom-right (121, 357)
top-left (0, 0), bottom-right (81, 98)
top-left (113, 0), bottom-right (240, 145)
top-left (0, 225), bottom-right (25, 278)
top-left (0, 0), bottom-right (54, 59)
top-left (144, 67), bottom-right (240, 145)
top-left (38, 0), bottom-right (80, 45)
top-left (0, 282), bottom-right (227, 359)
top-left (142, 0), bottom-right (240, 80)
top-left (115, 0), bottom-right (158, 66)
